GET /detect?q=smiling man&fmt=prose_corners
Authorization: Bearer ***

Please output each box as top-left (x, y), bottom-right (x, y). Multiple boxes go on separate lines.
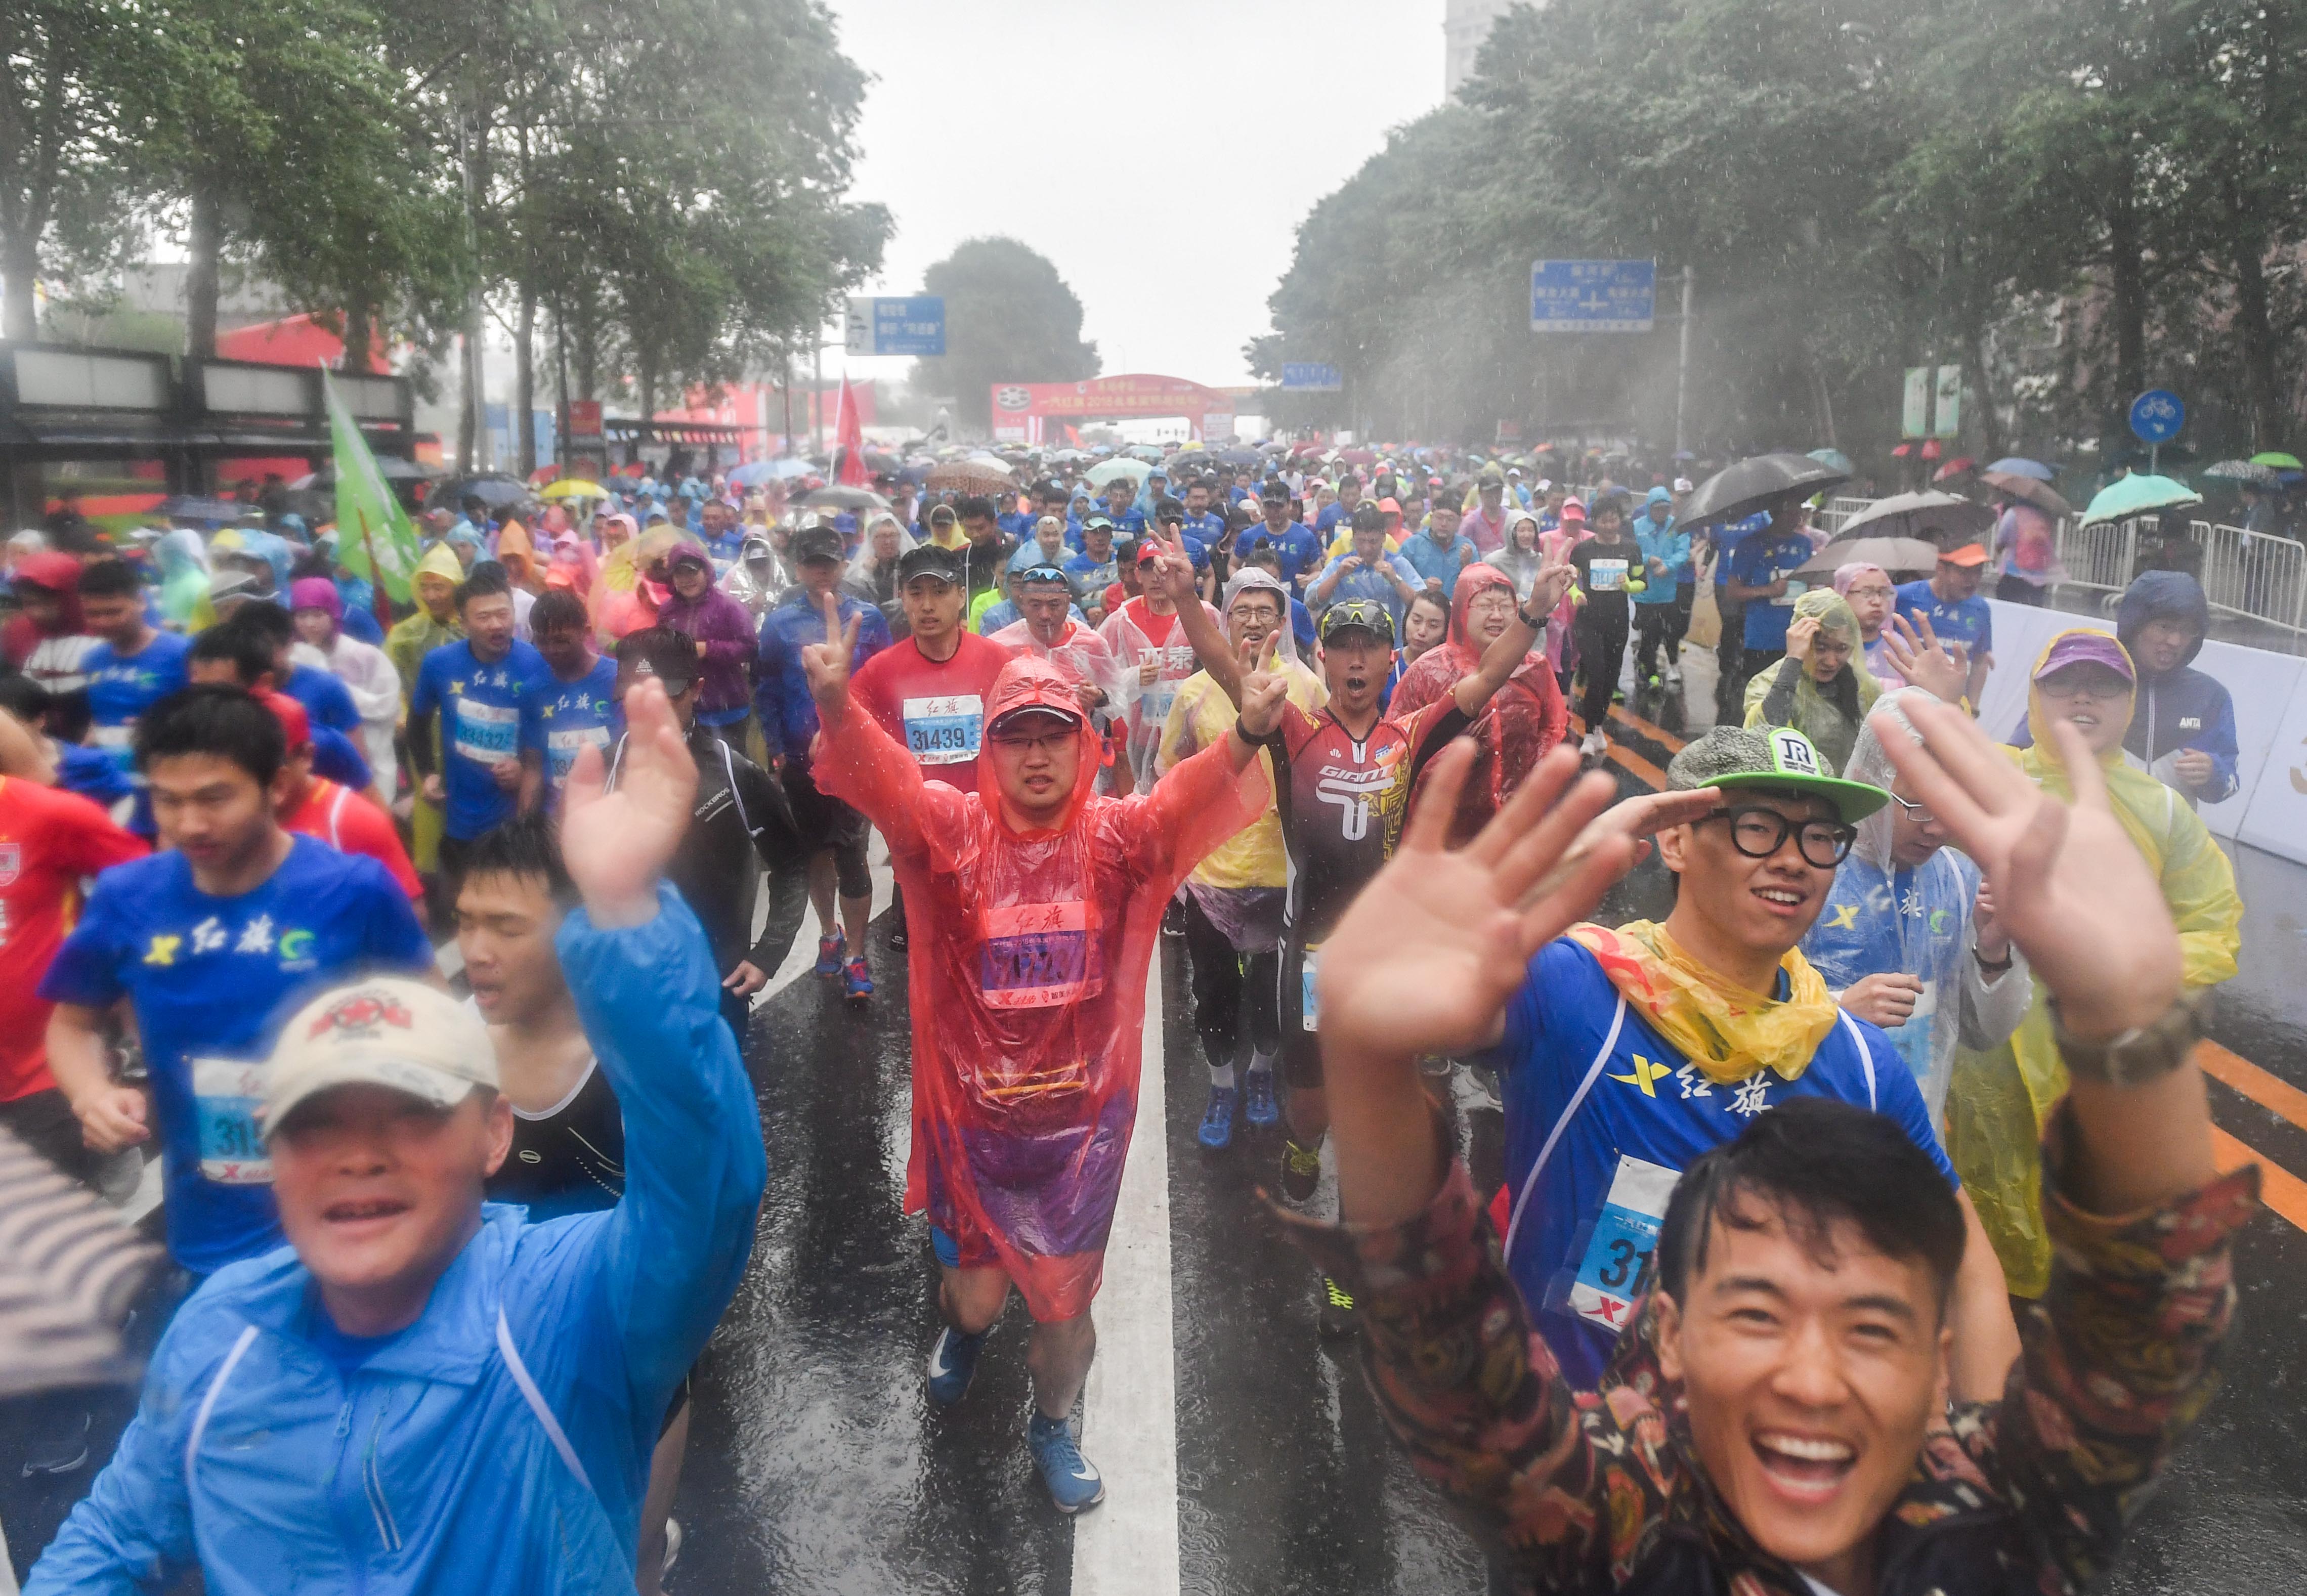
top-left (1298, 702), bottom-right (2255, 1596)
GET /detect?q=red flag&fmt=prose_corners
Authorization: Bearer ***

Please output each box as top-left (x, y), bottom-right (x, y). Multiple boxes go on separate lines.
top-left (835, 376), bottom-right (867, 486)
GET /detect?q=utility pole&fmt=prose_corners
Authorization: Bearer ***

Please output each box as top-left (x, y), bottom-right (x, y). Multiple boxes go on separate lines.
top-left (1674, 264), bottom-right (1695, 459)
top-left (812, 339), bottom-right (824, 456)
top-left (457, 106), bottom-right (492, 473)
top-left (782, 348), bottom-right (794, 454)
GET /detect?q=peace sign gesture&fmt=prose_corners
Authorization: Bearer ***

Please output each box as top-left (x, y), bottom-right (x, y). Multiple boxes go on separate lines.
top-left (801, 589), bottom-right (862, 714)
top-left (1144, 520), bottom-right (1199, 604)
top-left (1236, 632), bottom-right (1288, 739)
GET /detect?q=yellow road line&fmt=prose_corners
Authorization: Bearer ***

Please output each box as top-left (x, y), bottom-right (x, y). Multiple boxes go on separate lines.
top-left (2211, 1126), bottom-right (2307, 1234)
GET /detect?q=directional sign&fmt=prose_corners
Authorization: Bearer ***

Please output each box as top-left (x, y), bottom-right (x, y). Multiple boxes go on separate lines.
top-left (2129, 388), bottom-right (2185, 445)
top-left (1280, 362), bottom-right (1343, 392)
top-left (1530, 260), bottom-right (1656, 333)
top-left (844, 296), bottom-right (946, 358)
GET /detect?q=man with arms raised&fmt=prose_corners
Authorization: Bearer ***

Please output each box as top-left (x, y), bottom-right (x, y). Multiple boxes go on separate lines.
top-left (1292, 701), bottom-right (2253, 1596)
top-left (30, 677), bottom-right (763, 1593)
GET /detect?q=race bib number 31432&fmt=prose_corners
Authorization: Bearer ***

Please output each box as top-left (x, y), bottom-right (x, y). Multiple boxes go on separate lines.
top-left (1566, 1155), bottom-right (1679, 1332)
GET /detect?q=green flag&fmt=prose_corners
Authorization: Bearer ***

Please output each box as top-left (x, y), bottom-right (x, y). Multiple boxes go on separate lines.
top-left (323, 368), bottom-right (423, 604)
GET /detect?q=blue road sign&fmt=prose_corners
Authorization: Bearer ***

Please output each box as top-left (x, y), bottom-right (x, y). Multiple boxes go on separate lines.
top-left (1530, 260), bottom-right (1656, 333)
top-left (2129, 388), bottom-right (2185, 445)
top-left (845, 296), bottom-right (945, 357)
top-left (1280, 362), bottom-right (1343, 392)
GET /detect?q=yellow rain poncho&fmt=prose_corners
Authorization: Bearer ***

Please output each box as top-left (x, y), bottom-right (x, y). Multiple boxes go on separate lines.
top-left (386, 541), bottom-right (467, 873)
top-left (1946, 630), bottom-right (2243, 1296)
top-left (1743, 587), bottom-right (1881, 775)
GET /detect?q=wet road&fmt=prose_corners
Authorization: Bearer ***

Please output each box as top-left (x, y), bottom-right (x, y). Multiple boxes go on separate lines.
top-left (7, 670), bottom-right (2307, 1591)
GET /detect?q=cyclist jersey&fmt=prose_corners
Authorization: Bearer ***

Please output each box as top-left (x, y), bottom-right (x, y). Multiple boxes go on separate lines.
top-left (487, 1054), bottom-right (626, 1222)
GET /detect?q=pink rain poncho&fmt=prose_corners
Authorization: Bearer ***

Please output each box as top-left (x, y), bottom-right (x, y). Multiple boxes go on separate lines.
top-left (1098, 594), bottom-right (1226, 790)
top-left (811, 655), bottom-right (1267, 1319)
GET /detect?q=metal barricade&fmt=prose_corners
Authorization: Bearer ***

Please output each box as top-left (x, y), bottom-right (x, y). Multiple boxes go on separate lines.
top-left (2053, 517), bottom-right (2135, 597)
top-left (1819, 496), bottom-right (1874, 537)
top-left (2192, 521), bottom-right (2307, 637)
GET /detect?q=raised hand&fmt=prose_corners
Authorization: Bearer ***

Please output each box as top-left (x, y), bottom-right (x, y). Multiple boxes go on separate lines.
top-left (1882, 611), bottom-right (1964, 703)
top-left (1236, 635), bottom-right (1288, 739)
top-left (1872, 696), bottom-right (2180, 1038)
top-left (800, 589), bottom-right (861, 713)
top-left (1146, 523), bottom-right (1199, 603)
top-left (562, 675), bottom-right (698, 927)
top-left (1529, 556), bottom-right (1575, 615)
top-left (1785, 613), bottom-right (1821, 664)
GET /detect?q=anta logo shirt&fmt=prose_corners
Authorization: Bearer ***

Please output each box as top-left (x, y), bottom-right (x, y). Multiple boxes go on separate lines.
top-left (534, 656), bottom-right (621, 797)
top-left (411, 639), bottom-right (549, 839)
top-left (849, 630), bottom-right (1012, 796)
top-left (80, 630), bottom-right (193, 833)
top-left (38, 836), bottom-right (432, 1273)
top-left (1493, 938), bottom-right (1952, 1386)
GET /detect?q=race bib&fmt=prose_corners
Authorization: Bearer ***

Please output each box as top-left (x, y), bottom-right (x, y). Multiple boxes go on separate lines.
top-left (1773, 577), bottom-right (1807, 608)
top-left (1906, 977), bottom-right (1939, 1027)
top-left (90, 722), bottom-right (142, 783)
top-left (978, 900), bottom-right (1103, 1009)
top-left (1300, 946), bottom-right (1321, 1032)
top-left (904, 694), bottom-right (985, 766)
top-left (545, 724), bottom-right (611, 786)
top-left (453, 698), bottom-right (520, 765)
top-left (192, 1057), bottom-right (273, 1185)
top-left (1588, 558), bottom-right (1629, 593)
top-left (1565, 1155), bottom-right (1678, 1333)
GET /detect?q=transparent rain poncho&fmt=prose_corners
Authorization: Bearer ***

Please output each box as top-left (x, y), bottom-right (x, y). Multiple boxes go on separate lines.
top-left (985, 613), bottom-right (1137, 722)
top-left (810, 655), bottom-right (1268, 1318)
top-left (1098, 595), bottom-right (1227, 792)
top-left (1799, 688), bottom-right (2031, 1125)
top-left (1946, 634), bottom-right (2244, 1297)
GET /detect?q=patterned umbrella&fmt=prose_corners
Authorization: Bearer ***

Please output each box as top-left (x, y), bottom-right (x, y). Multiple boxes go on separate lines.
top-left (925, 456), bottom-right (1014, 493)
top-left (2205, 459), bottom-right (2282, 489)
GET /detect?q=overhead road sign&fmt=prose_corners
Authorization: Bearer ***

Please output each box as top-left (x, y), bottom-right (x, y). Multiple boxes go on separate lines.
top-left (1280, 363), bottom-right (1343, 392)
top-left (844, 296), bottom-right (946, 358)
top-left (1530, 260), bottom-right (1655, 333)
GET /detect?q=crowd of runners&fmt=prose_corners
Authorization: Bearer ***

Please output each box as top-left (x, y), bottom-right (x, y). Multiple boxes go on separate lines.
top-left (0, 443), bottom-right (2262, 1593)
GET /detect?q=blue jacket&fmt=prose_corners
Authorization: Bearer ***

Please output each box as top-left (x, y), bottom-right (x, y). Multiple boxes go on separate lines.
top-left (29, 890), bottom-right (766, 1596)
top-left (1632, 513), bottom-right (1690, 604)
top-left (2117, 571), bottom-right (2240, 803)
top-left (754, 588), bottom-right (891, 760)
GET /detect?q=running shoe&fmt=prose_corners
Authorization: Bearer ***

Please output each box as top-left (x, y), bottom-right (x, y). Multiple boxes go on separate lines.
top-left (21, 1410), bottom-right (88, 1476)
top-left (888, 920), bottom-right (909, 951)
top-left (1318, 1275), bottom-right (1362, 1339)
top-left (926, 1324), bottom-right (987, 1406)
top-left (842, 956), bottom-right (874, 1003)
top-left (1663, 663), bottom-right (1683, 686)
top-left (1280, 1137), bottom-right (1322, 1202)
top-left (1580, 729), bottom-right (1608, 760)
top-left (1242, 1066), bottom-right (1279, 1127)
top-left (812, 932), bottom-right (846, 976)
top-left (1028, 1412), bottom-right (1106, 1514)
top-left (1162, 900), bottom-right (1187, 938)
top-left (1198, 1085), bottom-right (1237, 1149)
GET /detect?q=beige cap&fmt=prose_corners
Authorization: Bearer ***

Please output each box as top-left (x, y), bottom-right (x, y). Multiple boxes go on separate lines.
top-left (264, 978), bottom-right (497, 1138)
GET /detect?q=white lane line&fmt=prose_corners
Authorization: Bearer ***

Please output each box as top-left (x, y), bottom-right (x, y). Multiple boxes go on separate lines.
top-left (752, 841), bottom-right (897, 1005)
top-left (1073, 946), bottom-right (1181, 1596)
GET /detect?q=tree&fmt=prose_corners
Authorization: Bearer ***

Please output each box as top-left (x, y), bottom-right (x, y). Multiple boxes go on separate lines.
top-left (909, 237), bottom-right (1097, 431)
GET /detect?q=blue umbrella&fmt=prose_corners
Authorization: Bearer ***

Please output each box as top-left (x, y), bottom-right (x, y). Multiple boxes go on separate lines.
top-left (1806, 448), bottom-right (1855, 475)
top-left (1985, 456), bottom-right (2056, 482)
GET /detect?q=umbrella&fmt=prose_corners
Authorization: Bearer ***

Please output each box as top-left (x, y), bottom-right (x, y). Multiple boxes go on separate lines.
top-left (2079, 474), bottom-right (2202, 527)
top-left (1985, 456), bottom-right (2056, 482)
top-left (2249, 452), bottom-right (2302, 470)
top-left (538, 478), bottom-right (607, 501)
top-left (0, 1126), bottom-right (161, 1397)
top-left (925, 456), bottom-right (1014, 494)
top-left (1831, 490), bottom-right (1994, 545)
top-left (1807, 448), bottom-right (1855, 475)
top-left (797, 485), bottom-right (889, 512)
top-left (433, 475), bottom-right (528, 509)
top-left (1213, 448), bottom-right (1263, 468)
top-left (1126, 445), bottom-right (1164, 463)
top-left (1084, 458), bottom-right (1148, 488)
top-left (159, 496), bottom-right (253, 523)
top-left (1979, 471), bottom-right (2072, 517)
top-left (1930, 457), bottom-right (1976, 482)
top-left (1338, 447), bottom-right (1377, 465)
top-left (1678, 452), bottom-right (1850, 529)
top-left (1796, 536), bottom-right (1944, 578)
top-left (2204, 460), bottom-right (2282, 490)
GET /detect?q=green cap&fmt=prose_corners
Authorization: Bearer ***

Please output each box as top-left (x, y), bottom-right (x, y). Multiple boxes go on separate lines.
top-left (1666, 726), bottom-right (1889, 824)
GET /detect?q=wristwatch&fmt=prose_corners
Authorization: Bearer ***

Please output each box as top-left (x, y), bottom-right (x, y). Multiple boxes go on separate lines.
top-left (2047, 989), bottom-right (2203, 1087)
top-left (1519, 603), bottom-right (1551, 630)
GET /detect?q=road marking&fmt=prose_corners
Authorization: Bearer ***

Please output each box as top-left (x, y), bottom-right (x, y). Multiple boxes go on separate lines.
top-left (1606, 743), bottom-right (1670, 790)
top-left (1073, 948), bottom-right (1180, 1596)
top-left (2211, 1126), bottom-right (2307, 1233)
top-left (1610, 705), bottom-right (1687, 752)
top-left (754, 844), bottom-right (898, 1005)
top-left (2199, 1041), bottom-right (2307, 1135)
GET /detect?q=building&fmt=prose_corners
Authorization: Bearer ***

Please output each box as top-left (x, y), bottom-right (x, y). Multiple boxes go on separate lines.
top-left (1444, 0), bottom-right (1518, 97)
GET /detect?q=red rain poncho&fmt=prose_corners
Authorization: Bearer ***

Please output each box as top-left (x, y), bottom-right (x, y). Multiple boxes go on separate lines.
top-left (812, 655), bottom-right (1267, 1319)
top-left (1386, 563), bottom-right (1569, 841)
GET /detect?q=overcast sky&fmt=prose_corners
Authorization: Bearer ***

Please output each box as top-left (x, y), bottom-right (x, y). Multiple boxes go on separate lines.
top-left (824, 0), bottom-right (1444, 391)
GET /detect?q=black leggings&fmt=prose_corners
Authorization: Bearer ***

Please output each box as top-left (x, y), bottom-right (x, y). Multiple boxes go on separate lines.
top-left (1574, 609), bottom-right (1630, 732)
top-left (1181, 892), bottom-right (1279, 1070)
top-left (1713, 586), bottom-right (1746, 695)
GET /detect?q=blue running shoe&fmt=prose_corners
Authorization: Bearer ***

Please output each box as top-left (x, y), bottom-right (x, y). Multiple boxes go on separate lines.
top-left (1243, 1067), bottom-right (1278, 1128)
top-left (813, 932), bottom-right (845, 976)
top-left (843, 956), bottom-right (874, 1003)
top-left (1028, 1412), bottom-right (1105, 1514)
top-left (925, 1324), bottom-right (985, 1406)
top-left (1197, 1085), bottom-right (1236, 1149)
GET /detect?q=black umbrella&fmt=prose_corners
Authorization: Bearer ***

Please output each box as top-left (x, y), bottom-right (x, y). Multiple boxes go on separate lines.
top-left (1677, 452), bottom-right (1850, 529)
top-left (432, 474), bottom-right (528, 509)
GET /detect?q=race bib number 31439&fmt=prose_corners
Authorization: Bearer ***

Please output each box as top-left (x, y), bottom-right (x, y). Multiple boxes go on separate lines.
top-left (903, 695), bottom-right (984, 765)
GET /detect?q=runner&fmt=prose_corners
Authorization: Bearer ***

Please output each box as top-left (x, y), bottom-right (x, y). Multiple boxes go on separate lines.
top-left (289, 577), bottom-right (401, 802)
top-left (1893, 543), bottom-right (1994, 706)
top-left (74, 557), bottom-right (192, 836)
top-left (39, 685), bottom-right (434, 1278)
top-left (527, 588), bottom-right (620, 806)
top-left (187, 619), bottom-right (378, 796)
top-left (801, 592), bottom-right (1276, 1512)
top-left (1722, 503), bottom-right (1815, 700)
top-left (1154, 569), bottom-right (1327, 1150)
top-left (1630, 485), bottom-right (1691, 687)
top-left (229, 599), bottom-right (364, 744)
top-left (28, 677), bottom-right (767, 1593)
top-left (608, 627), bottom-right (808, 1038)
top-left (265, 692), bottom-right (422, 899)
top-left (407, 565), bottom-right (549, 906)
top-left (1152, 534), bottom-right (1572, 1331)
top-left (1289, 695), bottom-right (2253, 1596)
top-left (754, 524), bottom-right (891, 1001)
top-left (651, 538), bottom-right (758, 752)
top-left (1098, 540), bottom-right (1222, 794)
top-left (385, 542), bottom-right (467, 881)
top-left (2, 550), bottom-right (94, 694)
top-left (1565, 492), bottom-right (1640, 761)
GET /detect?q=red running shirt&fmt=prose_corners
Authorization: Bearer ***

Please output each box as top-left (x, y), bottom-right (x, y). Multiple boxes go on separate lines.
top-left (281, 778), bottom-right (423, 899)
top-left (0, 775), bottom-right (147, 1101)
top-left (848, 631), bottom-right (1013, 795)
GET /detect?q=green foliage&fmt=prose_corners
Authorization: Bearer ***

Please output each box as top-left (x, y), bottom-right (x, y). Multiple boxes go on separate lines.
top-left (909, 236), bottom-right (1098, 430)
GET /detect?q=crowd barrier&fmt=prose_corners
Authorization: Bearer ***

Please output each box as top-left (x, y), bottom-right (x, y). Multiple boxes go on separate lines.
top-left (1972, 597), bottom-right (2307, 866)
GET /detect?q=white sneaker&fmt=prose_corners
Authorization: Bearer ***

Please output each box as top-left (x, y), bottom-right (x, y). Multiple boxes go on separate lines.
top-left (1580, 729), bottom-right (1608, 759)
top-left (1663, 664), bottom-right (1683, 686)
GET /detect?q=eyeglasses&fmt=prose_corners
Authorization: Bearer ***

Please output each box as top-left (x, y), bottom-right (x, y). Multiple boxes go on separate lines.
top-left (1701, 805), bottom-right (1856, 868)
top-left (2036, 671), bottom-right (2129, 702)
top-left (1886, 792), bottom-right (1934, 825)
top-left (1842, 584), bottom-right (1894, 601)
top-left (988, 728), bottom-right (1075, 755)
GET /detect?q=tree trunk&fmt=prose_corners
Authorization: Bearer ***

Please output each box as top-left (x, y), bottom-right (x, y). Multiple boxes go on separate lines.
top-left (456, 331), bottom-right (478, 472)
top-left (340, 284), bottom-right (373, 373)
top-left (2231, 229), bottom-right (2282, 452)
top-left (2106, 190), bottom-right (2147, 425)
top-left (185, 184), bottom-right (224, 358)
top-left (514, 280), bottom-right (535, 478)
top-left (1, 236), bottom-right (39, 342)
top-left (1962, 318), bottom-right (2007, 461)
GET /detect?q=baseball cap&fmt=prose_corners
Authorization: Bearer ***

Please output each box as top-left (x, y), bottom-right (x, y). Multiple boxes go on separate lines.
top-left (666, 544), bottom-right (711, 572)
top-left (898, 543), bottom-right (964, 586)
top-left (614, 627), bottom-right (701, 693)
top-left (793, 526), bottom-right (844, 564)
top-left (989, 699), bottom-right (1084, 735)
top-left (2031, 631), bottom-right (2133, 684)
top-left (1939, 543), bottom-right (1990, 567)
top-left (1079, 513), bottom-right (1116, 536)
top-left (258, 689), bottom-right (312, 753)
top-left (264, 978), bottom-right (498, 1138)
top-left (1318, 598), bottom-right (1395, 644)
top-left (1350, 503), bottom-right (1386, 534)
top-left (1667, 725), bottom-right (1888, 824)
top-left (1374, 498), bottom-right (1402, 519)
top-left (1134, 539), bottom-right (1162, 565)
top-left (927, 503), bottom-right (958, 524)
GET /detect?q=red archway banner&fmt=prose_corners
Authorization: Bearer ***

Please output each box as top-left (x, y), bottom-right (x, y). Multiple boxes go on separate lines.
top-left (989, 374), bottom-right (1235, 444)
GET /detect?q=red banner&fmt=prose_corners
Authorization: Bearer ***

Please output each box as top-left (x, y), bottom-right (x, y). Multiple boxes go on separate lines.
top-left (989, 373), bottom-right (1234, 441)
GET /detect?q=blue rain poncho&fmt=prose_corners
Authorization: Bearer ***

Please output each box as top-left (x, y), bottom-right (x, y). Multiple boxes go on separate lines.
top-left (1799, 688), bottom-right (2032, 1125)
